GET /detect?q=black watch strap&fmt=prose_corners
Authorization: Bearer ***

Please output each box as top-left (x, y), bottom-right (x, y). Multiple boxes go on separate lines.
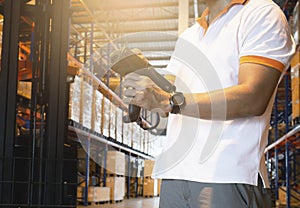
top-left (171, 105), bottom-right (181, 114)
top-left (170, 92), bottom-right (186, 114)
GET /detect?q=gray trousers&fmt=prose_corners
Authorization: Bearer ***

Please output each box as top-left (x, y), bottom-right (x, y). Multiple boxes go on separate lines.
top-left (159, 177), bottom-right (272, 208)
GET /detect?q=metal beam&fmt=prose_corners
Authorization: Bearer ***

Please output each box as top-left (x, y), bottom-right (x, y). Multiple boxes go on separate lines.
top-left (264, 125), bottom-right (300, 153)
top-left (0, 0), bottom-right (21, 204)
top-left (68, 126), bottom-right (154, 160)
top-left (44, 0), bottom-right (71, 205)
top-left (72, 1), bottom-right (180, 11)
top-left (71, 23), bottom-right (178, 34)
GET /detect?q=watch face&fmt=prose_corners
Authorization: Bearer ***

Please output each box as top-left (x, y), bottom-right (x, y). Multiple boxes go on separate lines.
top-left (172, 93), bottom-right (185, 105)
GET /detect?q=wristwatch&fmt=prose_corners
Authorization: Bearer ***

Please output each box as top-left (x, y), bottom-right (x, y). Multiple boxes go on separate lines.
top-left (169, 92), bottom-right (186, 114)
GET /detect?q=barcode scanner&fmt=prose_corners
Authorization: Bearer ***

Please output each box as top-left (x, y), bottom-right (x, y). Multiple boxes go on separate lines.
top-left (110, 47), bottom-right (176, 123)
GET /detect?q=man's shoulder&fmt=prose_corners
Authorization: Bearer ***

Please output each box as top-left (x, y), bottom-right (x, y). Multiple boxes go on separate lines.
top-left (241, 0), bottom-right (286, 24)
top-left (245, 0), bottom-right (282, 12)
top-left (179, 23), bottom-right (200, 39)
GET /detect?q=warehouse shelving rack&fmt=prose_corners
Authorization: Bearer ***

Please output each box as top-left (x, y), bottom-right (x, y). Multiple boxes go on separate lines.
top-left (67, 1), bottom-right (163, 205)
top-left (264, 2), bottom-right (300, 207)
top-left (67, 66), bottom-right (157, 205)
top-left (0, 0), bottom-right (79, 207)
top-left (266, 69), bottom-right (300, 207)
top-left (8, 0), bottom-right (300, 207)
top-left (0, 1), bottom-right (155, 206)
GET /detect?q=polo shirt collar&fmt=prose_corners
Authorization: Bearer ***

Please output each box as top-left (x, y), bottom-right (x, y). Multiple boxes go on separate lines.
top-left (196, 0), bottom-right (248, 30)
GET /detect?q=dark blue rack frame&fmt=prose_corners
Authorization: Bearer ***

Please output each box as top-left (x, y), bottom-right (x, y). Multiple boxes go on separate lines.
top-left (266, 71), bottom-right (300, 208)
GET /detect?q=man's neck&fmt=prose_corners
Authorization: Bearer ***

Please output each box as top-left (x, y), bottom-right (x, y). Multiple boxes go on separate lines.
top-left (207, 0), bottom-right (232, 23)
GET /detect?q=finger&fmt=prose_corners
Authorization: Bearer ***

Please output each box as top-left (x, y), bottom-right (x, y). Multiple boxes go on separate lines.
top-left (124, 72), bottom-right (141, 81)
top-left (125, 73), bottom-right (153, 85)
top-left (123, 96), bottom-right (135, 105)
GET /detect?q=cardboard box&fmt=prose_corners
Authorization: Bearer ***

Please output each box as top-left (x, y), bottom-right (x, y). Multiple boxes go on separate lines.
top-left (144, 160), bottom-right (155, 177)
top-left (116, 107), bottom-right (124, 143)
top-left (278, 187), bottom-right (300, 206)
top-left (17, 81), bottom-right (32, 99)
top-left (144, 131), bottom-right (149, 154)
top-left (102, 97), bottom-right (111, 137)
top-left (68, 76), bottom-right (81, 123)
top-left (81, 80), bottom-right (93, 129)
top-left (123, 123), bottom-right (133, 147)
top-left (77, 186), bottom-right (110, 202)
top-left (109, 104), bottom-right (117, 139)
top-left (132, 123), bottom-right (141, 151)
top-left (106, 176), bottom-right (125, 201)
top-left (92, 89), bottom-right (103, 133)
top-left (157, 179), bottom-right (162, 195)
top-left (143, 178), bottom-right (158, 197)
top-left (105, 151), bottom-right (125, 175)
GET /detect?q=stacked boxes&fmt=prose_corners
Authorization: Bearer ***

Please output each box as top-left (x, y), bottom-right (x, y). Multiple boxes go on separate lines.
top-left (143, 160), bottom-right (161, 197)
top-left (68, 75), bottom-right (161, 156)
top-left (102, 97), bottom-right (111, 137)
top-left (116, 107), bottom-right (124, 143)
top-left (77, 186), bottom-right (110, 203)
top-left (143, 177), bottom-right (158, 197)
top-left (81, 80), bottom-right (93, 129)
top-left (109, 104), bottom-right (117, 139)
top-left (17, 81), bottom-right (32, 99)
top-left (105, 151), bottom-right (126, 202)
top-left (92, 89), bottom-right (103, 134)
top-left (69, 76), bottom-right (81, 123)
top-left (144, 160), bottom-right (155, 177)
top-left (143, 131), bottom-right (149, 154)
top-left (105, 151), bottom-right (126, 175)
top-left (132, 123), bottom-right (141, 150)
top-left (106, 176), bottom-right (125, 202)
top-left (70, 72), bottom-right (166, 200)
top-left (123, 123), bottom-right (133, 147)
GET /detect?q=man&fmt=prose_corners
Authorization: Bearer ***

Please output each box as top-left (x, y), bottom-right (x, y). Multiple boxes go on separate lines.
top-left (123, 0), bottom-right (295, 207)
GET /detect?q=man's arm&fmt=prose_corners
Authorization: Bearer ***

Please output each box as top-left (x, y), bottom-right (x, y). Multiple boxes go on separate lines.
top-left (123, 62), bottom-right (281, 120)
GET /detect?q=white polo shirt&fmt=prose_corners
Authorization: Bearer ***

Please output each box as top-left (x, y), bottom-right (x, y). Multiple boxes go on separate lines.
top-left (152, 0), bottom-right (295, 187)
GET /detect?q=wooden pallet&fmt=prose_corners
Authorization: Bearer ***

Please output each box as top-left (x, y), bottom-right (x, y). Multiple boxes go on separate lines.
top-left (143, 195), bottom-right (156, 198)
top-left (110, 199), bottom-right (123, 204)
top-left (107, 173), bottom-right (124, 177)
top-left (78, 200), bottom-right (110, 206)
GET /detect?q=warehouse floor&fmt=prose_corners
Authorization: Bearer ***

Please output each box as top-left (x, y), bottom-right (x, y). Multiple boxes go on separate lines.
top-left (77, 197), bottom-right (160, 208)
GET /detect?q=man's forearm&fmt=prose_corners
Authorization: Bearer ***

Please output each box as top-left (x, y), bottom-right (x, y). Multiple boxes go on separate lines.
top-left (181, 84), bottom-right (271, 120)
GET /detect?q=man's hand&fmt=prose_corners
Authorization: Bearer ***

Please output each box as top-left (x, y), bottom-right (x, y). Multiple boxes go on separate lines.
top-left (123, 72), bottom-right (172, 116)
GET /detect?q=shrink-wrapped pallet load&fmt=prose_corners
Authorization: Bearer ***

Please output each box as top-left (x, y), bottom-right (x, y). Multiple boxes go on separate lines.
top-left (109, 103), bottom-right (116, 139)
top-left (123, 122), bottom-right (132, 147)
top-left (143, 178), bottom-right (158, 197)
top-left (102, 97), bottom-right (111, 137)
top-left (68, 76), bottom-right (81, 123)
top-left (105, 151), bottom-right (126, 175)
top-left (77, 186), bottom-right (110, 203)
top-left (91, 89), bottom-right (103, 134)
top-left (116, 107), bottom-right (123, 143)
top-left (132, 123), bottom-right (141, 151)
top-left (106, 176), bottom-right (125, 202)
top-left (81, 80), bottom-right (93, 129)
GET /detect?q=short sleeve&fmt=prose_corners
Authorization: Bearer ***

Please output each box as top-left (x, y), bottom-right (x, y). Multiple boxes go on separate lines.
top-left (239, 4), bottom-right (295, 72)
